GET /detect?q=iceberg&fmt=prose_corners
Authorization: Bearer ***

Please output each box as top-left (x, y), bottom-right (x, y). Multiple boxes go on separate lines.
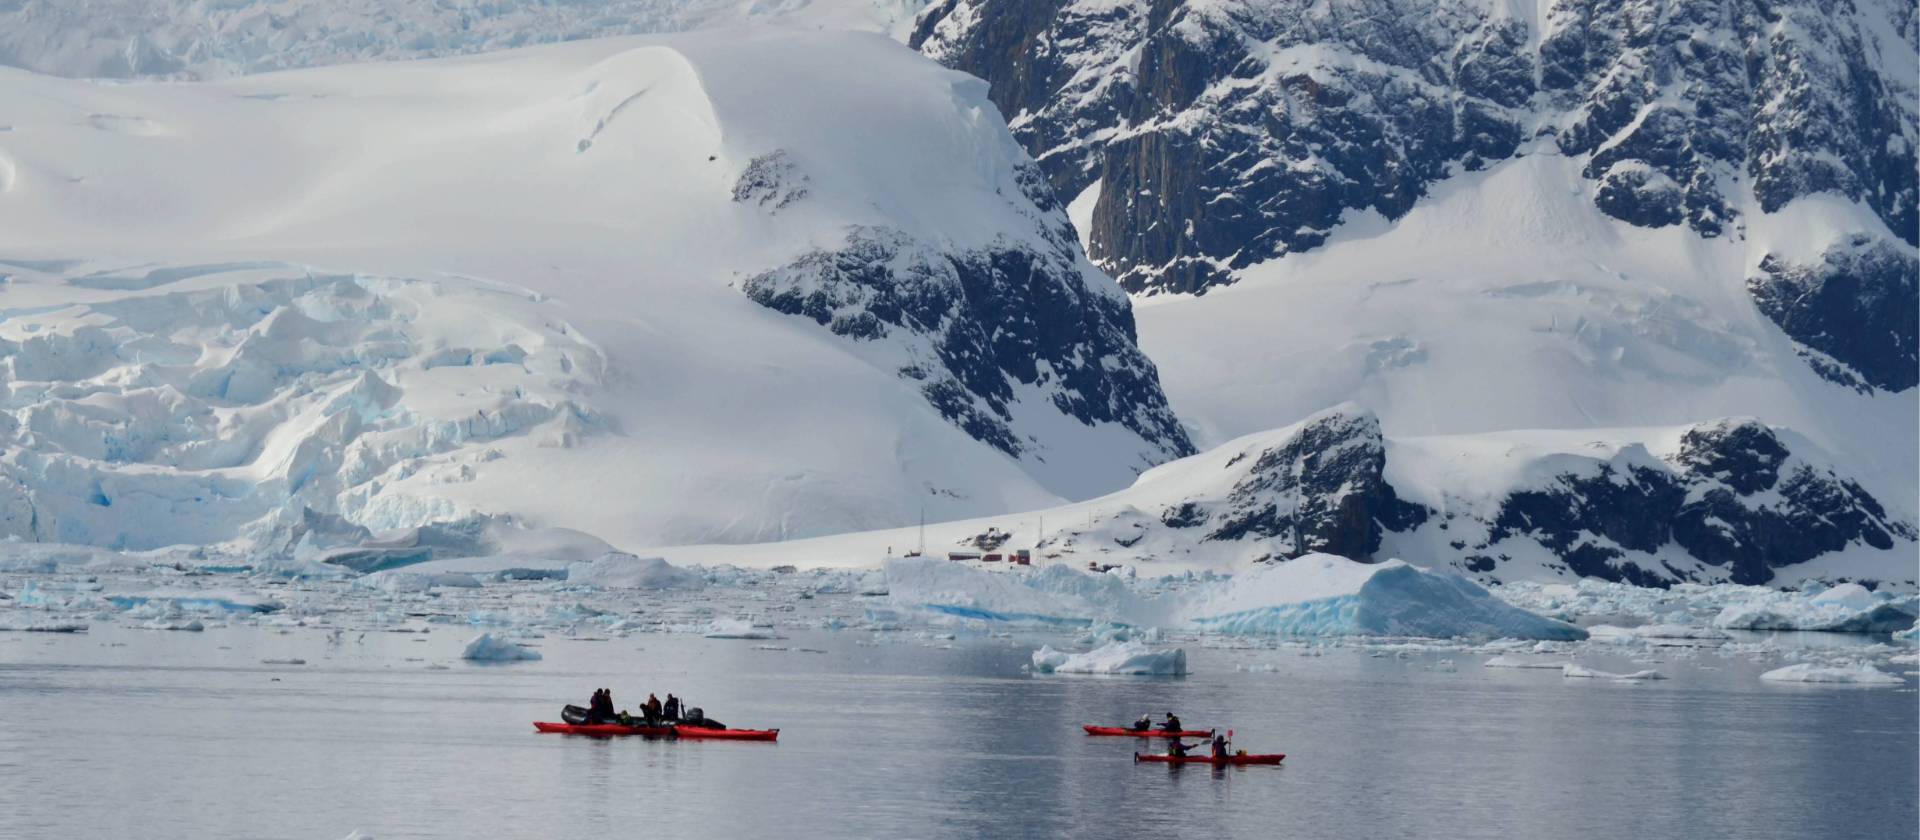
top-left (882, 555), bottom-right (1584, 641)
top-left (566, 555), bottom-right (706, 591)
top-left (1759, 663), bottom-right (1903, 685)
top-left (1182, 558), bottom-right (1588, 641)
top-left (461, 633), bottom-right (542, 662)
top-left (702, 618), bottom-right (776, 639)
top-left (1031, 640), bottom-right (1187, 675)
top-left (355, 570), bottom-right (482, 594)
top-left (1714, 584), bottom-right (1919, 633)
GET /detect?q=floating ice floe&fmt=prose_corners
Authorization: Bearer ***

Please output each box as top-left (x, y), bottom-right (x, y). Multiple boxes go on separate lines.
top-left (355, 570), bottom-right (482, 594)
top-left (566, 554), bottom-right (706, 590)
top-left (461, 632), bottom-right (541, 662)
top-left (885, 555), bottom-right (1584, 641)
top-left (1586, 624), bottom-right (1730, 644)
top-left (0, 616), bottom-right (88, 632)
top-left (1031, 640), bottom-right (1188, 675)
top-left (1759, 663), bottom-right (1903, 685)
top-left (1561, 664), bottom-right (1665, 680)
top-left (1714, 584), bottom-right (1919, 634)
top-left (702, 618), bottom-right (775, 639)
top-left (1483, 655), bottom-right (1566, 669)
top-left (105, 589), bottom-right (284, 615)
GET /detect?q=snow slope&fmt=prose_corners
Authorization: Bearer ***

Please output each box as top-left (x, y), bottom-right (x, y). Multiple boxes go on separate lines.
top-left (0, 30), bottom-right (1184, 556)
top-left (648, 403), bottom-right (1914, 588)
top-left (0, 0), bottom-right (929, 79)
top-left (1134, 153), bottom-right (1916, 517)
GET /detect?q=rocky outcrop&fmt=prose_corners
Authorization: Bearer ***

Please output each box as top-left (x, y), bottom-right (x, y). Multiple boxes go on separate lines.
top-left (1196, 410), bottom-right (1428, 560)
top-left (1073, 407), bottom-right (1910, 586)
top-left (1748, 235), bottom-right (1918, 393)
top-left (914, 0), bottom-right (1919, 295)
top-left (743, 221), bottom-right (1194, 464)
top-left (1468, 419), bottom-right (1913, 586)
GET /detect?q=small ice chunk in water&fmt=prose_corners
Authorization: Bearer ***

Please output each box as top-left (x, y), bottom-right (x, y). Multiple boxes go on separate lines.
top-left (1562, 664), bottom-right (1665, 680)
top-left (1030, 640), bottom-right (1187, 675)
top-left (1483, 655), bottom-right (1564, 669)
top-left (1759, 663), bottom-right (1903, 685)
top-left (703, 618), bottom-right (775, 639)
top-left (461, 632), bottom-right (541, 661)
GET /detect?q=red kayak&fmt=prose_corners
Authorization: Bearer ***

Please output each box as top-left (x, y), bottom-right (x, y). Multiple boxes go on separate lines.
top-left (1084, 725), bottom-right (1215, 738)
top-left (1135, 752), bottom-right (1285, 766)
top-left (533, 722), bottom-right (778, 741)
top-left (674, 726), bottom-right (779, 741)
top-left (534, 722), bottom-right (673, 736)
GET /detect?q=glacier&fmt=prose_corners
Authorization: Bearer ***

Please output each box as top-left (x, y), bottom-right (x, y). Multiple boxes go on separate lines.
top-left (883, 554), bottom-right (1586, 641)
top-left (0, 29), bottom-right (1189, 560)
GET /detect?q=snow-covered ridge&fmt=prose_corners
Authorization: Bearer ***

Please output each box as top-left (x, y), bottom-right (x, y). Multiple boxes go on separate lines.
top-left (0, 0), bottom-right (929, 79)
top-left (649, 405), bottom-right (1915, 588)
top-left (0, 30), bottom-right (1186, 555)
top-left (917, 0), bottom-right (1917, 295)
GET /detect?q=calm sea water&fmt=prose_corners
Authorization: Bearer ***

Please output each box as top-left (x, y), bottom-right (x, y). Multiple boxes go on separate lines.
top-left (1, 625), bottom-right (1912, 839)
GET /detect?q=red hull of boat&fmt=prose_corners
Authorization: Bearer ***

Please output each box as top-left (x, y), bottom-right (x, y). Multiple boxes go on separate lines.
top-left (533, 722), bottom-right (778, 741)
top-left (1134, 753), bottom-right (1284, 766)
top-left (1083, 725), bottom-right (1215, 738)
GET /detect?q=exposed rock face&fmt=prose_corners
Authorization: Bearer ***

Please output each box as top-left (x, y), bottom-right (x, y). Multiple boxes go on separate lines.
top-left (1109, 408), bottom-right (1910, 586)
top-left (914, 0), bottom-right (1919, 295)
top-left (1196, 410), bottom-right (1428, 560)
top-left (731, 150), bottom-right (810, 212)
top-left (1470, 419), bottom-right (1913, 586)
top-left (741, 159), bottom-right (1194, 466)
top-left (1748, 235), bottom-right (1919, 393)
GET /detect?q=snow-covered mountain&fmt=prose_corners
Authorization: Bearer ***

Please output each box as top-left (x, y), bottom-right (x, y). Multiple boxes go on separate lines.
top-left (0, 30), bottom-right (1190, 556)
top-left (655, 404), bottom-right (1915, 588)
top-left (915, 0), bottom-right (1916, 298)
top-left (0, 0), bottom-right (926, 79)
top-left (0, 0), bottom-right (1911, 588)
top-left (905, 0), bottom-right (1918, 585)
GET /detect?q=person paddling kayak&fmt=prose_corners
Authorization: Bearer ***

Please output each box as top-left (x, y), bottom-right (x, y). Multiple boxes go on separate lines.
top-left (1210, 733), bottom-right (1230, 760)
top-left (1166, 737), bottom-right (1196, 758)
top-left (1160, 712), bottom-right (1183, 733)
top-left (1130, 714), bottom-right (1153, 733)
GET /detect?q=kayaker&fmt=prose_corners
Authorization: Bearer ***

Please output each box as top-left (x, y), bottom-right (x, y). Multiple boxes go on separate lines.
top-left (664, 694), bottom-right (681, 722)
top-left (1130, 714), bottom-right (1152, 732)
top-left (1166, 738), bottom-right (1194, 758)
top-left (1211, 733), bottom-right (1230, 760)
top-left (1161, 712), bottom-right (1183, 733)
